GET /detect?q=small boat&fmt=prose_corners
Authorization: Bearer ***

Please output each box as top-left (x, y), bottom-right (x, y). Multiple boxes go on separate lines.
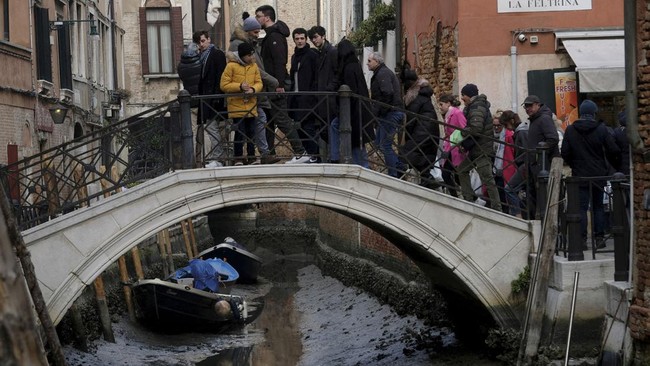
top-left (168, 257), bottom-right (239, 292)
top-left (197, 238), bottom-right (262, 283)
top-left (131, 278), bottom-right (248, 332)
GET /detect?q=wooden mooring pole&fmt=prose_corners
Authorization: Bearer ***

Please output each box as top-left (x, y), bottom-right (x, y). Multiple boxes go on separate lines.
top-left (0, 189), bottom-right (51, 365)
top-left (93, 277), bottom-right (116, 343)
top-left (517, 157), bottom-right (563, 365)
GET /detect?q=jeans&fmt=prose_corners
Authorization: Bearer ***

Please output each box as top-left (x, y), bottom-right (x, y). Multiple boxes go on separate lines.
top-left (328, 117), bottom-right (369, 167)
top-left (505, 169), bottom-right (525, 216)
top-left (204, 116), bottom-right (224, 162)
top-left (375, 111), bottom-right (405, 178)
top-left (580, 182), bottom-right (606, 240)
top-left (256, 107), bottom-right (270, 155)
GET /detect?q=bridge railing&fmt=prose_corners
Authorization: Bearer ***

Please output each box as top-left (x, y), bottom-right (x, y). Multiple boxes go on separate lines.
top-left (1, 88), bottom-right (537, 229)
top-left (554, 173), bottom-right (630, 279)
top-left (0, 102), bottom-right (176, 229)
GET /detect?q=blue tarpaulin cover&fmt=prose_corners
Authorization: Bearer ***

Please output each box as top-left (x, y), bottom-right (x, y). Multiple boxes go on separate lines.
top-left (171, 258), bottom-right (239, 292)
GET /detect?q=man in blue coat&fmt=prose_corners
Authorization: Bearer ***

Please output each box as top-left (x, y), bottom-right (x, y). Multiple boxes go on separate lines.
top-left (561, 100), bottom-right (621, 249)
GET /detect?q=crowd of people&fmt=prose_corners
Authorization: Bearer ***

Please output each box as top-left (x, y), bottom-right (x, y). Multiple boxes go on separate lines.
top-left (176, 5), bottom-right (630, 230)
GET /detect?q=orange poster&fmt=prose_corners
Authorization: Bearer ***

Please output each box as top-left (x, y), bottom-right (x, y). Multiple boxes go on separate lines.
top-left (554, 72), bottom-right (578, 131)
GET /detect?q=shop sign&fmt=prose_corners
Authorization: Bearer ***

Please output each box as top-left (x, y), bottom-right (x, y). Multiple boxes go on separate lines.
top-left (554, 72), bottom-right (578, 131)
top-left (497, 0), bottom-right (592, 13)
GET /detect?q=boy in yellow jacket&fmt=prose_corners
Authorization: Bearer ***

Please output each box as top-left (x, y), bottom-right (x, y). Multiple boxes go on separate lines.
top-left (220, 42), bottom-right (263, 165)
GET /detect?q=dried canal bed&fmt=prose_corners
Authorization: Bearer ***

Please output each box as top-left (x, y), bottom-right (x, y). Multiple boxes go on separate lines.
top-left (63, 256), bottom-right (496, 365)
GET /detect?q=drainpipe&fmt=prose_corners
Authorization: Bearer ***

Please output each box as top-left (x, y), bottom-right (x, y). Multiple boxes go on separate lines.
top-left (624, 0), bottom-right (643, 152)
top-left (510, 31), bottom-right (523, 111)
top-left (395, 0), bottom-right (402, 71)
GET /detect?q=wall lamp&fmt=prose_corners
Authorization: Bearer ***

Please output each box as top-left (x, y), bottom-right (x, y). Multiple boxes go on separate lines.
top-left (50, 19), bottom-right (99, 38)
top-left (49, 102), bottom-right (68, 124)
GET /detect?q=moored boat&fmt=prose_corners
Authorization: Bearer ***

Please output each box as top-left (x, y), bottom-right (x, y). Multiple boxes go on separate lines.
top-left (197, 238), bottom-right (262, 283)
top-left (131, 278), bottom-right (248, 332)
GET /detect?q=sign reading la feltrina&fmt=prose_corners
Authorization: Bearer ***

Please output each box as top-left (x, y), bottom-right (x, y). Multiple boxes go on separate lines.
top-left (497, 0), bottom-right (592, 13)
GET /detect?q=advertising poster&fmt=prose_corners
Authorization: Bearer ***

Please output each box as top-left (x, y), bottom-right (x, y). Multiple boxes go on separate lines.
top-left (554, 72), bottom-right (578, 131)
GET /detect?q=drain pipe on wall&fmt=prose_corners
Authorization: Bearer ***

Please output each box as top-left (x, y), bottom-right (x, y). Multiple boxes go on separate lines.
top-left (510, 31), bottom-right (524, 111)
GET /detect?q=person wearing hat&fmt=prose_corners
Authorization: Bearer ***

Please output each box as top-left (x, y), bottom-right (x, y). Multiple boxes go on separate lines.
top-left (220, 42), bottom-right (263, 165)
top-left (192, 30), bottom-right (227, 168)
top-left (561, 99), bottom-right (621, 249)
top-left (455, 83), bottom-right (502, 211)
top-left (228, 12), bottom-right (281, 165)
top-left (521, 94), bottom-right (559, 218)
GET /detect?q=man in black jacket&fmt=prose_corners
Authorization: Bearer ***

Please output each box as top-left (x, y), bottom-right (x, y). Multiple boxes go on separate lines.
top-left (255, 5), bottom-right (309, 164)
top-left (561, 100), bottom-right (620, 249)
top-left (290, 28), bottom-right (320, 158)
top-left (193, 30), bottom-right (227, 168)
top-left (308, 26), bottom-right (338, 148)
top-left (522, 94), bottom-right (559, 218)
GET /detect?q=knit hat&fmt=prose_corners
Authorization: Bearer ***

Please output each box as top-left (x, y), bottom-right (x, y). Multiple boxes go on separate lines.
top-left (461, 83), bottom-right (478, 98)
top-left (243, 16), bottom-right (261, 32)
top-left (579, 100), bottom-right (598, 120)
top-left (238, 42), bottom-right (255, 58)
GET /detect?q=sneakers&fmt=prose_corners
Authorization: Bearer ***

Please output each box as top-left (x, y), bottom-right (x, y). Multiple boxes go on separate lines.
top-left (285, 152), bottom-right (311, 164)
top-left (205, 161), bottom-right (223, 168)
top-left (595, 237), bottom-right (607, 249)
top-left (474, 197), bottom-right (487, 207)
top-left (234, 161), bottom-right (244, 166)
top-left (307, 157), bottom-right (319, 163)
top-left (261, 154), bottom-right (281, 165)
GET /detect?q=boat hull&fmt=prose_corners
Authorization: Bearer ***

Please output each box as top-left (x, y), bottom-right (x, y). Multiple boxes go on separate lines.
top-left (132, 279), bottom-right (247, 332)
top-left (198, 243), bottom-right (262, 283)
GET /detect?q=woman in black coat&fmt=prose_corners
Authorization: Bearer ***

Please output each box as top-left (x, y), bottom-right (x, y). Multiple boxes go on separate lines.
top-left (400, 71), bottom-right (441, 187)
top-left (330, 39), bottom-right (375, 166)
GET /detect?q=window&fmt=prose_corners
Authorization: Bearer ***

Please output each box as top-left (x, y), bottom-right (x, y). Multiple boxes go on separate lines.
top-left (1, 0), bottom-right (8, 40)
top-left (139, 5), bottom-right (182, 75)
top-left (34, 6), bottom-right (52, 82)
top-left (353, 0), bottom-right (363, 30)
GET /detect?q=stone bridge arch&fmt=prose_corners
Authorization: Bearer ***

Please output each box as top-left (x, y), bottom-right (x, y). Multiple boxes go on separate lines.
top-left (22, 165), bottom-right (536, 327)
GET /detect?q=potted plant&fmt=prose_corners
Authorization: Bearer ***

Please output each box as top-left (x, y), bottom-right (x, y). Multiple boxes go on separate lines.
top-left (349, 2), bottom-right (396, 48)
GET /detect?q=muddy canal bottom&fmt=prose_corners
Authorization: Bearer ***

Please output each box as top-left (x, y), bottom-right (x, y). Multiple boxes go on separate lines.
top-left (64, 255), bottom-right (495, 365)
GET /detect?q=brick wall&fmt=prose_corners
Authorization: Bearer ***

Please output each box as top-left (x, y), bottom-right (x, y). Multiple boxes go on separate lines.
top-left (401, 22), bottom-right (458, 98)
top-left (628, 0), bottom-right (650, 358)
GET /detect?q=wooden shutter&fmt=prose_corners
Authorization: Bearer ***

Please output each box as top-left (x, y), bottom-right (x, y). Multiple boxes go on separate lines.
top-left (58, 25), bottom-right (72, 89)
top-left (34, 6), bottom-right (52, 82)
top-left (139, 7), bottom-right (149, 75)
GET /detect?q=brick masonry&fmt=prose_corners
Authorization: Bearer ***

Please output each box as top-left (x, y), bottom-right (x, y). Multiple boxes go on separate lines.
top-left (628, 1), bottom-right (650, 360)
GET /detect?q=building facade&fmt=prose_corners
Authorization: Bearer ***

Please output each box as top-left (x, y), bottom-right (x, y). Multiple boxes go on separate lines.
top-left (400, 0), bottom-right (624, 124)
top-left (1, 0), bottom-right (126, 165)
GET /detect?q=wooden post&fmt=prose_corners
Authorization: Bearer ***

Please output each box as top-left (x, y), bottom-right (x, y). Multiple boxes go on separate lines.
top-left (181, 220), bottom-right (194, 258)
top-left (73, 163), bottom-right (89, 207)
top-left (41, 155), bottom-right (60, 218)
top-left (93, 276), bottom-right (115, 343)
top-left (157, 231), bottom-right (170, 277)
top-left (69, 302), bottom-right (89, 352)
top-left (163, 228), bottom-right (175, 272)
top-left (0, 190), bottom-right (50, 366)
top-left (187, 218), bottom-right (199, 258)
top-left (131, 247), bottom-right (145, 280)
top-left (518, 157), bottom-right (563, 365)
top-left (118, 256), bottom-right (136, 321)
top-left (99, 165), bottom-right (111, 198)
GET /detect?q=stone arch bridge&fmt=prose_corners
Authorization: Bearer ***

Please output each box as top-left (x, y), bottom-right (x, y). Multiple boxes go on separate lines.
top-left (21, 165), bottom-right (538, 328)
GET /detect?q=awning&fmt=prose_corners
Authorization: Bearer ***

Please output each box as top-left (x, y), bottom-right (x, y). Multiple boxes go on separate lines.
top-left (561, 38), bottom-right (624, 93)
